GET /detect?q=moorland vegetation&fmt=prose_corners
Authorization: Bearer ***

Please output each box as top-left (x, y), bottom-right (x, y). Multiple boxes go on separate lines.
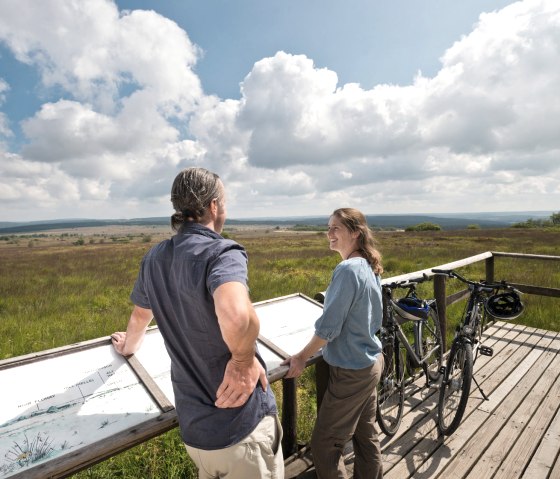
top-left (0, 224), bottom-right (559, 478)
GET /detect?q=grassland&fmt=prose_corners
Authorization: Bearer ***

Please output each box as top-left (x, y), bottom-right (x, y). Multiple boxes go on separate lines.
top-left (0, 225), bottom-right (559, 478)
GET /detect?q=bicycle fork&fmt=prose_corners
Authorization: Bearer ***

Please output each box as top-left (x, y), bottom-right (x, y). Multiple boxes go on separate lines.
top-left (440, 336), bottom-right (491, 401)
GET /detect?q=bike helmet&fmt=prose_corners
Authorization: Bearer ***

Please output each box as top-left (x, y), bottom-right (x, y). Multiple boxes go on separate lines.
top-left (485, 291), bottom-right (524, 320)
top-left (394, 297), bottom-right (430, 321)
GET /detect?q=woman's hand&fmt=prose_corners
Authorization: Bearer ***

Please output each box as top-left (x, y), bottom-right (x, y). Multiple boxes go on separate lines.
top-left (282, 354), bottom-right (307, 378)
top-left (282, 335), bottom-right (327, 379)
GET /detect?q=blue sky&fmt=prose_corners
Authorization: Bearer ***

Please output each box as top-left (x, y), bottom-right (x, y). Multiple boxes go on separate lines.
top-left (0, 0), bottom-right (558, 221)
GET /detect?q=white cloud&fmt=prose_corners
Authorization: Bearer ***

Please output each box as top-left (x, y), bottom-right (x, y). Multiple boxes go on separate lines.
top-left (0, 152), bottom-right (79, 207)
top-left (419, 0), bottom-right (560, 159)
top-left (0, 0), bottom-right (559, 221)
top-left (21, 100), bottom-right (180, 179)
top-left (0, 1), bottom-right (202, 113)
top-left (0, 79), bottom-right (12, 141)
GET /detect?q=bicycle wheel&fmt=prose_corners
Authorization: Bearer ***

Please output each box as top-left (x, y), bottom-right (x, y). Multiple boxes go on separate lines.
top-left (438, 340), bottom-right (473, 436)
top-left (376, 338), bottom-right (405, 436)
top-left (420, 307), bottom-right (443, 382)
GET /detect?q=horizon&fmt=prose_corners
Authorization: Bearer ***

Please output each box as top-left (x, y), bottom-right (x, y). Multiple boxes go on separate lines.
top-left (0, 209), bottom-right (554, 227)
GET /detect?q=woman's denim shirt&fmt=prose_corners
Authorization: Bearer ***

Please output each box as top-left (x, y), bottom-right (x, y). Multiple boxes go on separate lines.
top-left (315, 258), bottom-right (383, 369)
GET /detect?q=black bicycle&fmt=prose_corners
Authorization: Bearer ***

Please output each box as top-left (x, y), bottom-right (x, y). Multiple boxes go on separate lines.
top-left (432, 268), bottom-right (524, 436)
top-left (376, 276), bottom-right (443, 436)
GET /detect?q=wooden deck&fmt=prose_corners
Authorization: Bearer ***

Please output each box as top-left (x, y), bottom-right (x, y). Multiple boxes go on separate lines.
top-left (288, 321), bottom-right (560, 478)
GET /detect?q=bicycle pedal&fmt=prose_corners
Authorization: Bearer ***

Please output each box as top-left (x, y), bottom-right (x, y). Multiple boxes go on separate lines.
top-left (479, 346), bottom-right (494, 357)
top-left (439, 365), bottom-right (446, 375)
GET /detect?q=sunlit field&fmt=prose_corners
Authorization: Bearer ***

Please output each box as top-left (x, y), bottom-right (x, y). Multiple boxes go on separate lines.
top-left (1, 226), bottom-right (558, 478)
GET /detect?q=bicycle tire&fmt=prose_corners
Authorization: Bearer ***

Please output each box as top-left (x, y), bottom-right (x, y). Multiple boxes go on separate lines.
top-left (420, 307), bottom-right (443, 382)
top-left (376, 337), bottom-right (405, 436)
top-left (437, 340), bottom-right (473, 436)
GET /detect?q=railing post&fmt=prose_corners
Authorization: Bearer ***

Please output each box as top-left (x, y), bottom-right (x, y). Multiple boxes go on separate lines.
top-left (315, 358), bottom-right (329, 411)
top-left (434, 274), bottom-right (447, 352)
top-left (486, 255), bottom-right (495, 284)
top-left (282, 377), bottom-right (298, 458)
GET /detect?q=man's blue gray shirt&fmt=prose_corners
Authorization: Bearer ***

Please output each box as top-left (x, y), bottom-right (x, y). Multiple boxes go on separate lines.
top-left (131, 222), bottom-right (277, 449)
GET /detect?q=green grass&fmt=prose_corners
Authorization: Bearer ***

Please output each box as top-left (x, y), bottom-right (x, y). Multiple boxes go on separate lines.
top-left (0, 227), bottom-right (559, 477)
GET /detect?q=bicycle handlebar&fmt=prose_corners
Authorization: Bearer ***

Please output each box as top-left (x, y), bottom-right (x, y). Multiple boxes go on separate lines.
top-left (384, 273), bottom-right (430, 291)
top-left (431, 268), bottom-right (517, 292)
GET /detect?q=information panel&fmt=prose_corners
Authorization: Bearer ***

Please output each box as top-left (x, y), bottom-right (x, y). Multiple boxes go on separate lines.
top-left (0, 293), bottom-right (322, 478)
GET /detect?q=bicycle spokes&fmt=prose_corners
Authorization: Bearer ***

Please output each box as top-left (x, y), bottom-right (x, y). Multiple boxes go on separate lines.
top-left (376, 345), bottom-right (405, 436)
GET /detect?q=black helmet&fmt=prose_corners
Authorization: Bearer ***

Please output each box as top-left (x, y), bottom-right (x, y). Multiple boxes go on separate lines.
top-left (485, 291), bottom-right (524, 320)
top-left (394, 297), bottom-right (430, 321)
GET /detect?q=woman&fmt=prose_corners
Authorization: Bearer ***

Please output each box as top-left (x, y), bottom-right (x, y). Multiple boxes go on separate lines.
top-left (283, 208), bottom-right (384, 479)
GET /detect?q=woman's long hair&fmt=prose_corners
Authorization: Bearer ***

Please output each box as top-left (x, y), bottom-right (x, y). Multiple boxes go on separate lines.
top-left (332, 208), bottom-right (383, 275)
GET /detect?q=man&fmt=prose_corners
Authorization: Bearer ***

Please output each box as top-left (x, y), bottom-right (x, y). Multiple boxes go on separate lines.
top-left (111, 167), bottom-right (283, 479)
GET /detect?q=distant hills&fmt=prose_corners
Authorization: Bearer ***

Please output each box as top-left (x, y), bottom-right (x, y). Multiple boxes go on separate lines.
top-left (0, 211), bottom-right (553, 234)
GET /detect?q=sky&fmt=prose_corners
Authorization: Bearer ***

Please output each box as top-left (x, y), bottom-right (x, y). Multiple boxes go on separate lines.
top-left (0, 0), bottom-right (558, 222)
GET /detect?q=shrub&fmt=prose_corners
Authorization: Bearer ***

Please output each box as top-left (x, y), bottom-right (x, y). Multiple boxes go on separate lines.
top-left (405, 222), bottom-right (442, 232)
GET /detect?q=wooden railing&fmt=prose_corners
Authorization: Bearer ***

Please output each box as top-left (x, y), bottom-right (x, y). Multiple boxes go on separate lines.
top-left (282, 251), bottom-right (560, 476)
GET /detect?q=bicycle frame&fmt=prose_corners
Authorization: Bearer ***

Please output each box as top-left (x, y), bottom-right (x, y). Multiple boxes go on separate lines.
top-left (377, 277), bottom-right (443, 436)
top-left (382, 281), bottom-right (441, 385)
top-left (453, 282), bottom-right (494, 357)
top-left (388, 299), bottom-right (439, 368)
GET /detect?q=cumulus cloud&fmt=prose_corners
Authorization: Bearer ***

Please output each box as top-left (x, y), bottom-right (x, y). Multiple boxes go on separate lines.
top-left (0, 79), bottom-right (12, 140)
top-left (0, 0), bottom-right (559, 220)
top-left (0, 0), bottom-right (206, 219)
top-left (187, 0), bottom-right (558, 214)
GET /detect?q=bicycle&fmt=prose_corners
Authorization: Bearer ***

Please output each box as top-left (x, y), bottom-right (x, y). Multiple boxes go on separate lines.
top-left (376, 275), bottom-right (443, 436)
top-left (432, 268), bottom-right (524, 436)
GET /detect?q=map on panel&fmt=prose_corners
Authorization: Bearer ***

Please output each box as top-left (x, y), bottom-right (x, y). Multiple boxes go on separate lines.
top-left (0, 345), bottom-right (160, 478)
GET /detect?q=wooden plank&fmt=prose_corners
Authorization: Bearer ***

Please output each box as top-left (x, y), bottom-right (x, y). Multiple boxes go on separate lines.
top-left (446, 288), bottom-right (470, 307)
top-left (0, 336), bottom-right (112, 370)
top-left (383, 323), bottom-right (532, 478)
top-left (550, 453), bottom-right (560, 479)
top-left (258, 334), bottom-right (290, 359)
top-left (0, 327), bottom-right (162, 371)
top-left (431, 329), bottom-right (556, 479)
top-left (477, 346), bottom-right (544, 413)
top-left (465, 334), bottom-right (560, 479)
top-left (282, 378), bottom-right (298, 457)
top-left (126, 354), bottom-right (174, 412)
top-left (393, 326), bottom-right (548, 479)
top-left (485, 256), bottom-right (495, 284)
top-left (284, 446), bottom-right (314, 478)
top-left (382, 252), bottom-right (494, 284)
top-left (380, 322), bottom-right (517, 475)
top-left (509, 282), bottom-right (560, 298)
top-left (494, 352), bottom-right (560, 478)
top-left (521, 407), bottom-right (560, 478)
top-left (491, 252), bottom-right (560, 262)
